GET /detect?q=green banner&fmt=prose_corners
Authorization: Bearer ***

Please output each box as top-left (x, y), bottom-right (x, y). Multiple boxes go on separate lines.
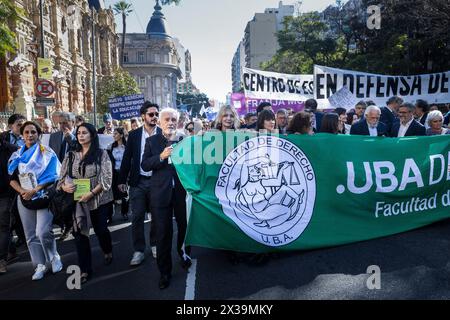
top-left (172, 132), bottom-right (450, 253)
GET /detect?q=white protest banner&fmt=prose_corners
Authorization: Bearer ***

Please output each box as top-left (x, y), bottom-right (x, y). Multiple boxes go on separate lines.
top-left (242, 67), bottom-right (313, 101)
top-left (314, 65), bottom-right (450, 108)
top-left (328, 86), bottom-right (359, 110)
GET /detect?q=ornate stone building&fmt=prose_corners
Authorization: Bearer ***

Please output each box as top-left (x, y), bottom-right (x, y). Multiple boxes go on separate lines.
top-left (120, 0), bottom-right (181, 108)
top-left (0, 0), bottom-right (118, 119)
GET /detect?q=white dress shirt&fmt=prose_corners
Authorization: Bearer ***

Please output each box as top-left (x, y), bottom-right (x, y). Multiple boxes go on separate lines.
top-left (140, 126), bottom-right (158, 176)
top-left (368, 124), bottom-right (378, 137)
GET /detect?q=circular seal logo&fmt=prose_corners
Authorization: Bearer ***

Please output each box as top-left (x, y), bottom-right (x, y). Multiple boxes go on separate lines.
top-left (215, 136), bottom-right (316, 247)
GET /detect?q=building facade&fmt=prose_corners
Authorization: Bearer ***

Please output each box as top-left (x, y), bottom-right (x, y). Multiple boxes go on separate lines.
top-left (231, 40), bottom-right (245, 93)
top-left (0, 0), bottom-right (118, 119)
top-left (120, 0), bottom-right (181, 108)
top-left (231, 1), bottom-right (294, 92)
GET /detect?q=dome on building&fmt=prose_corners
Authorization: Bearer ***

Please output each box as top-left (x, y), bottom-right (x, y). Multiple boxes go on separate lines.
top-left (146, 0), bottom-right (171, 39)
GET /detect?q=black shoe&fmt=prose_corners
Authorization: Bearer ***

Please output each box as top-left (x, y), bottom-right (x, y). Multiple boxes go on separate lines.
top-left (6, 252), bottom-right (19, 265)
top-left (104, 253), bottom-right (113, 266)
top-left (158, 275), bottom-right (171, 290)
top-left (180, 257), bottom-right (192, 270)
top-left (14, 238), bottom-right (25, 248)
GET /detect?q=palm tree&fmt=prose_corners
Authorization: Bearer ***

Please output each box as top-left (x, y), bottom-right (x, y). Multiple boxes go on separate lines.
top-left (113, 1), bottom-right (133, 66)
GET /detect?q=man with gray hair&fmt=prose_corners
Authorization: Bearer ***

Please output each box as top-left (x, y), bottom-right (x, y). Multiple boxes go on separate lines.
top-left (390, 102), bottom-right (426, 137)
top-left (141, 107), bottom-right (191, 289)
top-left (42, 119), bottom-right (53, 134)
top-left (49, 112), bottom-right (77, 162)
top-left (350, 105), bottom-right (388, 137)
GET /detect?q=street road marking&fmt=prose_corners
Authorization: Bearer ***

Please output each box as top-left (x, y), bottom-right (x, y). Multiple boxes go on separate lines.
top-left (184, 259), bottom-right (197, 300)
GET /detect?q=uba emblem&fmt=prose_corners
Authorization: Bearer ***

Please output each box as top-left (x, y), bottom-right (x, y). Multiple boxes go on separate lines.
top-left (215, 136), bottom-right (316, 247)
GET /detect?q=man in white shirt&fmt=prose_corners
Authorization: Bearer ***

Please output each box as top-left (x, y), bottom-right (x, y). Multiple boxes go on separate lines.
top-left (350, 105), bottom-right (388, 137)
top-left (391, 102), bottom-right (426, 137)
top-left (118, 102), bottom-right (162, 266)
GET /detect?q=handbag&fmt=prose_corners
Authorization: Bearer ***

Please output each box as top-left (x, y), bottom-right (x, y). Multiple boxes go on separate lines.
top-left (20, 184), bottom-right (55, 210)
top-left (49, 152), bottom-right (76, 227)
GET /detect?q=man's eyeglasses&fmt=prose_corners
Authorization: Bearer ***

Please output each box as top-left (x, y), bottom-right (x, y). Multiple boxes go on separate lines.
top-left (146, 112), bottom-right (159, 118)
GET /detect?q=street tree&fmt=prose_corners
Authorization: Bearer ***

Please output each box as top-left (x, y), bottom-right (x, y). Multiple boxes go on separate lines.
top-left (0, 0), bottom-right (23, 57)
top-left (113, 1), bottom-right (133, 67)
top-left (96, 68), bottom-right (140, 114)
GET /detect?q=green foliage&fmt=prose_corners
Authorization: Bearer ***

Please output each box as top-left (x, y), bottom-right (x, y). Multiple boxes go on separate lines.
top-left (96, 68), bottom-right (141, 114)
top-left (0, 0), bottom-right (24, 57)
top-left (113, 1), bottom-right (132, 16)
top-left (176, 92), bottom-right (210, 116)
top-left (264, 0), bottom-right (450, 75)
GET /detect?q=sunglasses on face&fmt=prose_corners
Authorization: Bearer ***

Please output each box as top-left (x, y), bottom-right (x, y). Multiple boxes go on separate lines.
top-left (187, 127), bottom-right (194, 132)
top-left (146, 112), bottom-right (159, 118)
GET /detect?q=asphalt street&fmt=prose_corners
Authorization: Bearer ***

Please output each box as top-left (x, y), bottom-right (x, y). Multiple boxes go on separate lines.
top-left (2, 214), bottom-right (450, 300)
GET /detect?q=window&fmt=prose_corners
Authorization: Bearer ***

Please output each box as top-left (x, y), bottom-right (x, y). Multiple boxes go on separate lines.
top-left (123, 51), bottom-right (129, 63)
top-left (137, 51), bottom-right (144, 63)
top-left (163, 54), bottom-right (169, 63)
top-left (164, 77), bottom-right (169, 90)
top-left (154, 53), bottom-right (160, 63)
top-left (139, 76), bottom-right (146, 87)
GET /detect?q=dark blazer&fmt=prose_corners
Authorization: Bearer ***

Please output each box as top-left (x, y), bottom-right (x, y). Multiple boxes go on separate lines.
top-left (390, 119), bottom-right (426, 137)
top-left (444, 112), bottom-right (450, 126)
top-left (314, 112), bottom-right (324, 132)
top-left (49, 130), bottom-right (77, 162)
top-left (350, 120), bottom-right (388, 137)
top-left (418, 112), bottom-right (429, 126)
top-left (380, 106), bottom-right (398, 135)
top-left (0, 140), bottom-right (18, 197)
top-left (140, 133), bottom-right (186, 208)
top-left (118, 126), bottom-right (162, 187)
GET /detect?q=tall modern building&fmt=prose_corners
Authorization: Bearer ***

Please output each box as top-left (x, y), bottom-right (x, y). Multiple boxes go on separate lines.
top-left (265, 1), bottom-right (295, 31)
top-left (231, 41), bottom-right (245, 93)
top-left (120, 0), bottom-right (181, 108)
top-left (231, 1), bottom-right (294, 92)
top-left (174, 38), bottom-right (199, 94)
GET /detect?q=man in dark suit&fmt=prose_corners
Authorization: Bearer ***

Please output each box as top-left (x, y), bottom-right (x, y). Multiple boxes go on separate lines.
top-left (118, 102), bottom-right (162, 266)
top-left (141, 107), bottom-right (191, 290)
top-left (304, 99), bottom-right (323, 133)
top-left (49, 112), bottom-right (77, 163)
top-left (444, 111), bottom-right (450, 127)
top-left (380, 96), bottom-right (403, 136)
top-left (391, 102), bottom-right (426, 137)
top-left (97, 113), bottom-right (114, 135)
top-left (414, 99), bottom-right (429, 128)
top-left (350, 105), bottom-right (388, 137)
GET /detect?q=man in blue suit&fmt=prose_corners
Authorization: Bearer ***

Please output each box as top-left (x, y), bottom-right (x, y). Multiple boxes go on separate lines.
top-left (390, 102), bottom-right (426, 137)
top-left (380, 96), bottom-right (403, 136)
top-left (350, 105), bottom-right (388, 137)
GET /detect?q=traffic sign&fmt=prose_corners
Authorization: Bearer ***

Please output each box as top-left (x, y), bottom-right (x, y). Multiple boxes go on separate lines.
top-left (36, 79), bottom-right (55, 97)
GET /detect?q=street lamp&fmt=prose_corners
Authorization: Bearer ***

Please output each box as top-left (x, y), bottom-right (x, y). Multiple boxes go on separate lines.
top-left (8, 54), bottom-right (32, 73)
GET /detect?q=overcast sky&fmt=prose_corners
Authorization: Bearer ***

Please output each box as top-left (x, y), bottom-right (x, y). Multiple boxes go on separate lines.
top-left (104, 0), bottom-right (338, 102)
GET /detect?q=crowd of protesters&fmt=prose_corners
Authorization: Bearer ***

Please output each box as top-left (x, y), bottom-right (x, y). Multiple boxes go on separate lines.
top-left (0, 96), bottom-right (449, 290)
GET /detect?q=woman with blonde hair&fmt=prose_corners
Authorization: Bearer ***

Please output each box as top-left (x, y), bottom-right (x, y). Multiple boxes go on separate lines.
top-left (213, 105), bottom-right (240, 131)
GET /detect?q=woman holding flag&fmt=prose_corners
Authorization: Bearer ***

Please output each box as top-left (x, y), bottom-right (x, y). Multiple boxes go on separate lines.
top-left (8, 121), bottom-right (63, 281)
